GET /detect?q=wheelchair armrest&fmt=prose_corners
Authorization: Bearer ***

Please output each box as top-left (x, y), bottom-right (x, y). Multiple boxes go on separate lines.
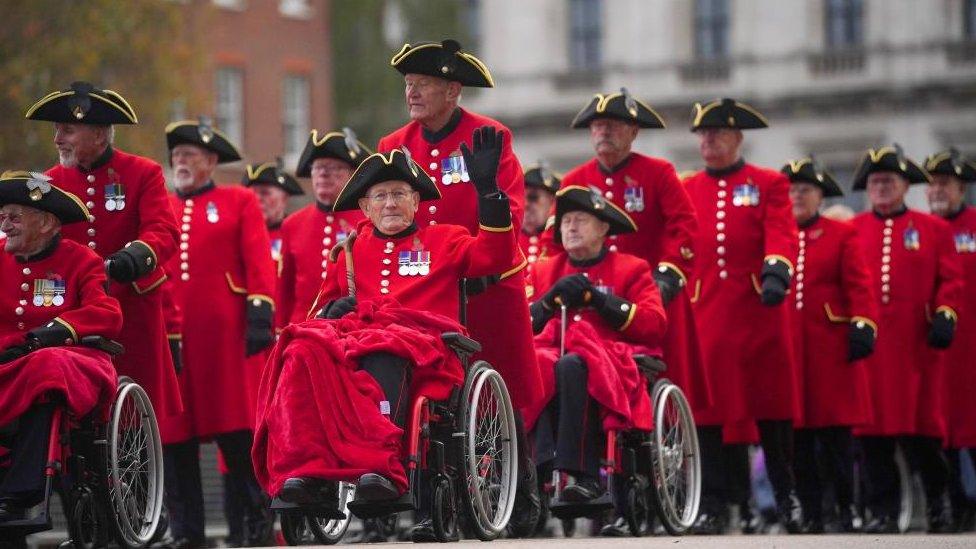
top-left (441, 332), bottom-right (481, 355)
top-left (634, 354), bottom-right (666, 377)
top-left (79, 336), bottom-right (124, 357)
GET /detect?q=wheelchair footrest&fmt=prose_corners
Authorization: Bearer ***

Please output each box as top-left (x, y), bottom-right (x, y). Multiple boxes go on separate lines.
top-left (0, 514), bottom-right (52, 537)
top-left (347, 492), bottom-right (414, 519)
top-left (270, 497), bottom-right (346, 520)
top-left (549, 493), bottom-right (614, 519)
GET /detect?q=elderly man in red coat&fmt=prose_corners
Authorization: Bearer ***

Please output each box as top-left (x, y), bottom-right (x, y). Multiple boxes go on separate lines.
top-left (925, 148), bottom-right (976, 532)
top-left (376, 39), bottom-right (544, 533)
top-left (783, 158), bottom-right (878, 533)
top-left (160, 119), bottom-right (277, 548)
top-left (277, 129), bottom-right (370, 325)
top-left (243, 160), bottom-right (304, 283)
top-left (519, 165), bottom-right (559, 272)
top-left (527, 186), bottom-right (666, 533)
top-left (683, 98), bottom-right (801, 533)
top-left (851, 146), bottom-right (963, 533)
top-left (561, 90), bottom-right (710, 436)
top-left (253, 127), bottom-right (518, 541)
top-left (24, 82), bottom-right (181, 420)
top-left (0, 173), bottom-right (121, 524)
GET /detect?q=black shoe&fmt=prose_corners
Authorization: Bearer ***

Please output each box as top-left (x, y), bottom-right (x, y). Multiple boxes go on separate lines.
top-left (776, 493), bottom-right (803, 534)
top-left (409, 519), bottom-right (437, 543)
top-left (158, 537), bottom-right (207, 549)
top-left (863, 515), bottom-right (899, 534)
top-left (692, 510), bottom-right (728, 535)
top-left (928, 506), bottom-right (953, 534)
top-left (507, 462), bottom-right (542, 537)
top-left (56, 540), bottom-right (74, 549)
top-left (953, 506), bottom-right (976, 533)
top-left (599, 516), bottom-right (630, 537)
top-left (739, 505), bottom-right (762, 534)
top-left (0, 500), bottom-right (27, 522)
top-left (558, 477), bottom-right (603, 503)
top-left (802, 518), bottom-right (824, 534)
top-left (356, 473), bottom-right (400, 502)
top-left (350, 518), bottom-right (390, 543)
top-left (279, 477), bottom-right (337, 505)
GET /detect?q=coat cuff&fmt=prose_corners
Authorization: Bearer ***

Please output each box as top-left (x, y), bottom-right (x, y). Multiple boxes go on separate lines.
top-left (656, 262), bottom-right (687, 287)
top-left (761, 255), bottom-right (793, 286)
top-left (28, 318), bottom-right (77, 347)
top-left (478, 193), bottom-right (513, 231)
top-left (125, 240), bottom-right (158, 278)
top-left (596, 294), bottom-right (637, 331)
top-left (850, 316), bottom-right (878, 334)
top-left (935, 305), bottom-right (958, 323)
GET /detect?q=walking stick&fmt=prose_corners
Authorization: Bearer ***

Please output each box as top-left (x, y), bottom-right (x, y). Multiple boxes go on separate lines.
top-left (342, 230), bottom-right (357, 298)
top-left (557, 297), bottom-right (567, 358)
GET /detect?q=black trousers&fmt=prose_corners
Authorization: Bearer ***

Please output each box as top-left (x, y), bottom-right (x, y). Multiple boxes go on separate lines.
top-left (948, 448), bottom-right (975, 515)
top-left (861, 435), bottom-right (949, 520)
top-left (163, 430), bottom-right (267, 544)
top-left (793, 426), bottom-right (855, 521)
top-left (358, 352), bottom-right (410, 429)
top-left (533, 354), bottom-right (603, 479)
top-left (699, 420), bottom-right (795, 513)
top-left (0, 404), bottom-right (55, 507)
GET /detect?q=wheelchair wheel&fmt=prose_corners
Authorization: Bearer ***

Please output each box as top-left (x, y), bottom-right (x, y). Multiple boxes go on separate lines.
top-left (648, 381), bottom-right (700, 535)
top-left (68, 486), bottom-right (110, 549)
top-left (106, 381), bottom-right (164, 548)
top-left (280, 512), bottom-right (310, 546)
top-left (622, 478), bottom-right (649, 537)
top-left (307, 482), bottom-right (355, 544)
top-left (432, 476), bottom-right (459, 541)
top-left (459, 362), bottom-right (518, 541)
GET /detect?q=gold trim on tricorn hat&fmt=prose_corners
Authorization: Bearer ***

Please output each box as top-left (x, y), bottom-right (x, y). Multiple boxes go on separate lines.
top-left (850, 144), bottom-right (930, 190)
top-left (333, 149), bottom-right (441, 212)
top-left (391, 39), bottom-right (494, 88)
top-left (571, 88), bottom-right (666, 129)
top-left (690, 97), bottom-right (768, 131)
top-left (294, 127), bottom-right (372, 177)
top-left (165, 116), bottom-right (242, 164)
top-left (924, 148), bottom-right (976, 183)
top-left (781, 156), bottom-right (843, 197)
top-left (25, 81), bottom-right (138, 125)
top-left (524, 163), bottom-right (561, 194)
top-left (242, 158), bottom-right (304, 195)
top-left (0, 171), bottom-right (90, 224)
top-left (553, 184), bottom-right (638, 244)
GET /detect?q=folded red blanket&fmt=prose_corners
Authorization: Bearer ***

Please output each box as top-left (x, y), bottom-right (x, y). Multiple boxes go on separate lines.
top-left (252, 299), bottom-right (465, 496)
top-left (535, 319), bottom-right (653, 432)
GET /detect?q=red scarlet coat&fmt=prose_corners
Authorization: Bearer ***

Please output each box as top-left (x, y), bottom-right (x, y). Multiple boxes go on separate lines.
top-left (378, 109), bottom-right (545, 425)
top-left (528, 250), bottom-right (668, 430)
top-left (518, 230), bottom-right (550, 275)
top-left (944, 206), bottom-right (976, 448)
top-left (0, 237), bottom-right (121, 425)
top-left (852, 209), bottom-right (963, 438)
top-left (277, 203), bottom-right (363, 324)
top-left (788, 216), bottom-right (877, 428)
top-left (45, 148), bottom-right (181, 417)
top-left (160, 184), bottom-right (276, 442)
top-left (561, 154), bottom-right (710, 412)
top-left (683, 162), bottom-right (799, 425)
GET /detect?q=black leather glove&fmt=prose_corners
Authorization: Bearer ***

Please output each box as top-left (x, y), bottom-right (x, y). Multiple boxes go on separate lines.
top-left (847, 321), bottom-right (876, 362)
top-left (653, 266), bottom-right (682, 306)
top-left (928, 310), bottom-right (956, 349)
top-left (759, 260), bottom-right (791, 306)
top-left (542, 274), bottom-right (592, 309)
top-left (460, 126), bottom-right (503, 197)
top-left (0, 342), bottom-right (35, 364)
top-left (321, 296), bottom-right (357, 319)
top-left (107, 242), bottom-right (156, 283)
top-left (27, 321), bottom-right (74, 348)
top-left (245, 299), bottom-right (274, 357)
top-left (529, 301), bottom-right (554, 335)
top-left (169, 337), bottom-right (183, 374)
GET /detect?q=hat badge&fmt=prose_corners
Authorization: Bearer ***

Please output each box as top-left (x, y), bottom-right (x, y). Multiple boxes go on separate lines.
top-left (197, 116), bottom-right (214, 144)
top-left (343, 127), bottom-right (362, 159)
top-left (589, 186), bottom-right (606, 210)
top-left (26, 172), bottom-right (53, 202)
top-left (72, 106), bottom-right (85, 120)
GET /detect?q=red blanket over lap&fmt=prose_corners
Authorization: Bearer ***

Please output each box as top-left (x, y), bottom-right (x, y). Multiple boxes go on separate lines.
top-left (0, 346), bottom-right (118, 428)
top-left (252, 299), bottom-right (466, 496)
top-left (534, 319), bottom-right (653, 432)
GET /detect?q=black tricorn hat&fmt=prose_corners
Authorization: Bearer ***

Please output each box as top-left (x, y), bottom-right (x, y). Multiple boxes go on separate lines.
top-left (242, 159), bottom-right (304, 196)
top-left (0, 171), bottom-right (90, 224)
top-left (391, 39), bottom-right (494, 88)
top-left (333, 149), bottom-right (441, 212)
top-left (571, 88), bottom-right (666, 129)
top-left (553, 185), bottom-right (638, 244)
top-left (851, 145), bottom-right (931, 190)
top-left (165, 117), bottom-right (242, 164)
top-left (690, 98), bottom-right (768, 131)
top-left (524, 164), bottom-right (561, 194)
top-left (295, 128), bottom-right (372, 177)
top-left (781, 157), bottom-right (843, 197)
top-left (924, 148), bottom-right (976, 183)
top-left (25, 81), bottom-right (138, 125)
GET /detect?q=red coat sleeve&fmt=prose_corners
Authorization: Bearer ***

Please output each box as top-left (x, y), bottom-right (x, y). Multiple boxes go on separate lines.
top-left (496, 128), bottom-right (526, 236)
top-left (276, 229), bottom-right (297, 326)
top-left (838, 222), bottom-right (878, 331)
top-left (932, 217), bottom-right (964, 320)
top-left (618, 260), bottom-right (667, 346)
top-left (762, 171), bottom-right (799, 272)
top-left (131, 161), bottom-right (179, 282)
top-left (654, 164), bottom-right (698, 283)
top-left (160, 272), bottom-right (182, 340)
top-left (454, 196), bottom-right (521, 279)
top-left (238, 192), bottom-right (277, 309)
top-left (55, 251), bottom-right (123, 340)
top-left (310, 251), bottom-right (346, 319)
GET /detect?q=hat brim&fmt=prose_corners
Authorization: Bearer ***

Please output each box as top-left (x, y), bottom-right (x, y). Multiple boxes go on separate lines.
top-left (553, 185), bottom-right (637, 243)
top-left (165, 121), bottom-right (242, 164)
top-left (690, 100), bottom-right (769, 131)
top-left (333, 150), bottom-right (441, 212)
top-left (295, 131), bottom-right (371, 177)
top-left (571, 94), bottom-right (666, 129)
top-left (391, 42), bottom-right (494, 88)
top-left (25, 88), bottom-right (138, 125)
top-left (0, 173), bottom-right (90, 224)
top-left (851, 152), bottom-right (930, 190)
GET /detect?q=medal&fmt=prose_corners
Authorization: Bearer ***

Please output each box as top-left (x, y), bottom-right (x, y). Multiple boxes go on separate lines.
top-left (398, 251), bottom-right (411, 276)
top-left (270, 238), bottom-right (283, 261)
top-left (732, 183), bottom-right (760, 207)
top-left (417, 251), bottom-right (430, 276)
top-left (903, 226), bottom-right (920, 250)
top-left (104, 183), bottom-right (126, 211)
top-left (206, 201), bottom-right (219, 223)
top-left (955, 231), bottom-right (976, 253)
top-left (441, 153), bottom-right (469, 186)
top-left (624, 186), bottom-right (644, 213)
top-left (33, 278), bottom-right (66, 307)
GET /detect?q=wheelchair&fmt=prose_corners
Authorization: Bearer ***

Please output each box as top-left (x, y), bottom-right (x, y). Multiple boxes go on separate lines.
top-left (273, 279), bottom-right (519, 544)
top-left (543, 306), bottom-right (701, 536)
top-left (0, 336), bottom-right (164, 549)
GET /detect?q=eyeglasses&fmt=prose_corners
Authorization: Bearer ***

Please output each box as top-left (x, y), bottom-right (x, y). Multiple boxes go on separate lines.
top-left (311, 165), bottom-right (351, 176)
top-left (366, 190), bottom-right (413, 204)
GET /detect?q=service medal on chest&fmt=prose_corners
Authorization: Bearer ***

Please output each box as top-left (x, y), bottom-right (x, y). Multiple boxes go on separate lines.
top-left (104, 183), bottom-right (126, 212)
top-left (206, 201), bottom-right (219, 223)
top-left (624, 186), bottom-right (645, 213)
top-left (33, 278), bottom-right (66, 307)
top-left (441, 152), bottom-right (470, 186)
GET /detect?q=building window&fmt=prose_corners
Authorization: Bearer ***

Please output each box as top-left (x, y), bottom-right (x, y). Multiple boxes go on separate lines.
top-left (282, 75), bottom-right (310, 162)
top-left (966, 0), bottom-right (976, 39)
top-left (212, 0), bottom-right (246, 11)
top-left (825, 0), bottom-right (863, 48)
top-left (463, 0), bottom-right (481, 51)
top-left (215, 67), bottom-right (244, 149)
top-left (568, 0), bottom-right (601, 70)
top-left (279, 0), bottom-right (311, 19)
top-left (694, 0), bottom-right (729, 60)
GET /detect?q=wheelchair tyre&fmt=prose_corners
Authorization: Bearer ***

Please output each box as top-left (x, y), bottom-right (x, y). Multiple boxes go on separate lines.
top-left (459, 362), bottom-right (518, 541)
top-left (432, 476), bottom-right (459, 542)
top-left (560, 518), bottom-right (576, 538)
top-left (623, 479), bottom-right (649, 537)
top-left (280, 512), bottom-right (310, 546)
top-left (106, 381), bottom-right (164, 548)
top-left (68, 486), bottom-right (110, 549)
top-left (307, 482), bottom-right (355, 544)
top-left (648, 381), bottom-right (700, 535)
